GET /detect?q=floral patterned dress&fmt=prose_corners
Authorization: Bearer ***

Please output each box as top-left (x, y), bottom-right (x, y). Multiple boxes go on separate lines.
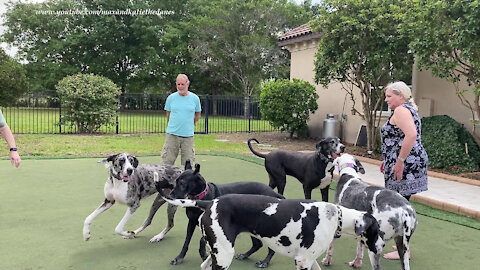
top-left (381, 102), bottom-right (428, 196)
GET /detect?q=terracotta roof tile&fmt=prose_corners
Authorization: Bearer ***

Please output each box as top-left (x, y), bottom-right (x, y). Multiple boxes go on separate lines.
top-left (278, 23), bottom-right (313, 41)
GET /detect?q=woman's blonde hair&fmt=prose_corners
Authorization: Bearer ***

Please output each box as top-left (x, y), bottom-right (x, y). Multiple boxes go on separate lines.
top-left (385, 81), bottom-right (418, 110)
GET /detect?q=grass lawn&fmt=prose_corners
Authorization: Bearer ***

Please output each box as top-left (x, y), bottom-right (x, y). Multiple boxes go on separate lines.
top-left (8, 133), bottom-right (247, 157)
top-left (1, 154), bottom-right (480, 270)
top-left (0, 107), bottom-right (274, 134)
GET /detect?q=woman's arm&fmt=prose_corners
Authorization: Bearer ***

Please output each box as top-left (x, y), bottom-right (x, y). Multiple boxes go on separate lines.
top-left (391, 106), bottom-right (417, 180)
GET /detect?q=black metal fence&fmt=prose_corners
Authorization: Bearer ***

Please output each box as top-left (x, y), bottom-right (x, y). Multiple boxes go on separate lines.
top-left (0, 92), bottom-right (276, 134)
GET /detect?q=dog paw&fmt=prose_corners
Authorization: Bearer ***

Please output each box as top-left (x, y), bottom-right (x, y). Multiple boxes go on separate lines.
top-left (149, 233), bottom-right (165, 243)
top-left (235, 253), bottom-right (248, 260)
top-left (348, 259), bottom-right (362, 268)
top-left (255, 261), bottom-right (269, 268)
top-left (122, 231), bottom-right (136, 239)
top-left (83, 231), bottom-right (91, 241)
top-left (171, 257), bottom-right (184, 265)
top-left (321, 257), bottom-right (331, 265)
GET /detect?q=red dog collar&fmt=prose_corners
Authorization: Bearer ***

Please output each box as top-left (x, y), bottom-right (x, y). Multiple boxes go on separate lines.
top-left (189, 184), bottom-right (209, 200)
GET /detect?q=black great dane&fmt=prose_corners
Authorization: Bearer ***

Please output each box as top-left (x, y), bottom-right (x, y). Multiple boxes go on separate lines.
top-left (248, 137), bottom-right (345, 201)
top-left (155, 161), bottom-right (284, 268)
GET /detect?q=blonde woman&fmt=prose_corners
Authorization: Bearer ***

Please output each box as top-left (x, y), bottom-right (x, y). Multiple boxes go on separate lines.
top-left (380, 81), bottom-right (428, 259)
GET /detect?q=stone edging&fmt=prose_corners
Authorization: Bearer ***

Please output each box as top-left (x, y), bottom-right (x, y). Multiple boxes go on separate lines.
top-left (355, 155), bottom-right (480, 220)
top-left (354, 155), bottom-right (480, 187)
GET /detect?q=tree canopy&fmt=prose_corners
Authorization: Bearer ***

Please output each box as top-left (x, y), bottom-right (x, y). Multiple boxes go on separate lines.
top-left (0, 48), bottom-right (28, 106)
top-left (1, 0), bottom-right (314, 96)
top-left (407, 0), bottom-right (480, 138)
top-left (312, 0), bottom-right (413, 150)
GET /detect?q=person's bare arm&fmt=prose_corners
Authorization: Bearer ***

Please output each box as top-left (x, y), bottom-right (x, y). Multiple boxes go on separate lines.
top-left (391, 106), bottom-right (417, 180)
top-left (194, 112), bottom-right (201, 124)
top-left (0, 125), bottom-right (20, 168)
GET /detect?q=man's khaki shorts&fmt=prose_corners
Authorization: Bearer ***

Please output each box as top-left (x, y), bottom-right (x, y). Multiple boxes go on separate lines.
top-left (161, 133), bottom-right (195, 166)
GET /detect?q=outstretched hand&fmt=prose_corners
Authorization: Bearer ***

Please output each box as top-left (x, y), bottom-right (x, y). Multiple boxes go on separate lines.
top-left (10, 151), bottom-right (20, 168)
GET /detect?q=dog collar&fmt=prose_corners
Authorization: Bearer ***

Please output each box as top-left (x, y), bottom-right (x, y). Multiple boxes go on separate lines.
top-left (189, 184), bottom-right (209, 200)
top-left (340, 163), bottom-right (356, 170)
top-left (334, 206), bottom-right (343, 239)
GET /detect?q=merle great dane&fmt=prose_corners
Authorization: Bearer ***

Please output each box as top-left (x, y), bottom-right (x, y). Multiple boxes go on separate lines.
top-left (83, 153), bottom-right (183, 242)
top-left (247, 137), bottom-right (345, 202)
top-left (159, 161), bottom-right (285, 268)
top-left (160, 192), bottom-right (384, 270)
top-left (322, 154), bottom-right (417, 270)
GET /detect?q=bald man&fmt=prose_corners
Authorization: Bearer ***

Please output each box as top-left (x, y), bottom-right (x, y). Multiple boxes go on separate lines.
top-left (161, 74), bottom-right (201, 165)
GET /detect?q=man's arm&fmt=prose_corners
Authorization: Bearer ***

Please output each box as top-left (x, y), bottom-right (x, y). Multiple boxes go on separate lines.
top-left (166, 111), bottom-right (170, 122)
top-left (194, 112), bottom-right (201, 124)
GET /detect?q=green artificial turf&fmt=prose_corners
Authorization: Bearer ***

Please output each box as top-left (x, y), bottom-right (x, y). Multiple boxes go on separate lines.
top-left (1, 155), bottom-right (479, 270)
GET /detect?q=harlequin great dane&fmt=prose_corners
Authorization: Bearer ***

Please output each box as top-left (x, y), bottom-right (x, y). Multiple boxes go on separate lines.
top-left (162, 161), bottom-right (285, 268)
top-left (83, 153), bottom-right (183, 242)
top-left (160, 192), bottom-right (384, 270)
top-left (248, 137), bottom-right (344, 201)
top-left (322, 154), bottom-right (417, 270)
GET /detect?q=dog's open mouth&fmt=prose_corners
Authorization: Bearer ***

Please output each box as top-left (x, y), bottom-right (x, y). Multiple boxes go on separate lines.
top-left (331, 152), bottom-right (342, 159)
top-left (120, 174), bottom-right (130, 182)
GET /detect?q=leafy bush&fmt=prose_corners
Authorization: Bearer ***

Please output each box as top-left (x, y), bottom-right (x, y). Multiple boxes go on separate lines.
top-left (0, 48), bottom-right (28, 106)
top-left (422, 115), bottom-right (480, 173)
top-left (56, 74), bottom-right (121, 133)
top-left (260, 79), bottom-right (318, 138)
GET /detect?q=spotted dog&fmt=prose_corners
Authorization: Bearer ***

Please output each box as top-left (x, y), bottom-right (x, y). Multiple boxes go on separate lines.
top-left (322, 154), bottom-right (417, 270)
top-left (160, 192), bottom-right (383, 270)
top-left (83, 153), bottom-right (183, 242)
top-left (162, 161), bottom-right (284, 268)
top-left (248, 137), bottom-right (344, 201)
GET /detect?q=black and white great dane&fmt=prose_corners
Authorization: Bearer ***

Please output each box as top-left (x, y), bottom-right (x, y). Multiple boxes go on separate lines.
top-left (322, 154), bottom-right (417, 270)
top-left (160, 192), bottom-right (384, 270)
top-left (160, 161), bottom-right (285, 268)
top-left (83, 153), bottom-right (183, 242)
top-left (247, 137), bottom-right (345, 201)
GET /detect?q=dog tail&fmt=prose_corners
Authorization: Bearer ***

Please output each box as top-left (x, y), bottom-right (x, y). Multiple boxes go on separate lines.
top-left (247, 138), bottom-right (267, 159)
top-left (153, 172), bottom-right (212, 210)
top-left (162, 196), bottom-right (212, 210)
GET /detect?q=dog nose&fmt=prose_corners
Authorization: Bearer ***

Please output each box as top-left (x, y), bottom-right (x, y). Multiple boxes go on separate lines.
top-left (340, 145), bottom-right (345, 152)
top-left (127, 168), bottom-right (133, 175)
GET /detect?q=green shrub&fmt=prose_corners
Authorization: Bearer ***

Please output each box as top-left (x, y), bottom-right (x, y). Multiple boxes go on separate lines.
top-left (422, 115), bottom-right (480, 173)
top-left (56, 74), bottom-right (121, 133)
top-left (260, 79), bottom-right (318, 138)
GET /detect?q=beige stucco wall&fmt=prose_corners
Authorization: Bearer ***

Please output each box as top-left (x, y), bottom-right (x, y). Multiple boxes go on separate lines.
top-left (286, 39), bottom-right (372, 144)
top-left (285, 38), bottom-right (477, 144)
top-left (414, 68), bottom-right (477, 136)
top-left (285, 37), bottom-right (478, 144)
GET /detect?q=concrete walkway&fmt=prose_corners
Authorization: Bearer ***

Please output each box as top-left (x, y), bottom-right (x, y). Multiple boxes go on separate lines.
top-left (354, 156), bottom-right (480, 220)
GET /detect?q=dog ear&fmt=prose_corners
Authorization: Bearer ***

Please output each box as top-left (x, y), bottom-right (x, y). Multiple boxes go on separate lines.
top-left (184, 160), bottom-right (192, 170)
top-left (131, 156), bottom-right (139, 168)
top-left (355, 158), bottom-right (366, 174)
top-left (104, 154), bottom-right (118, 163)
top-left (316, 139), bottom-right (332, 161)
top-left (194, 163), bottom-right (200, 174)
